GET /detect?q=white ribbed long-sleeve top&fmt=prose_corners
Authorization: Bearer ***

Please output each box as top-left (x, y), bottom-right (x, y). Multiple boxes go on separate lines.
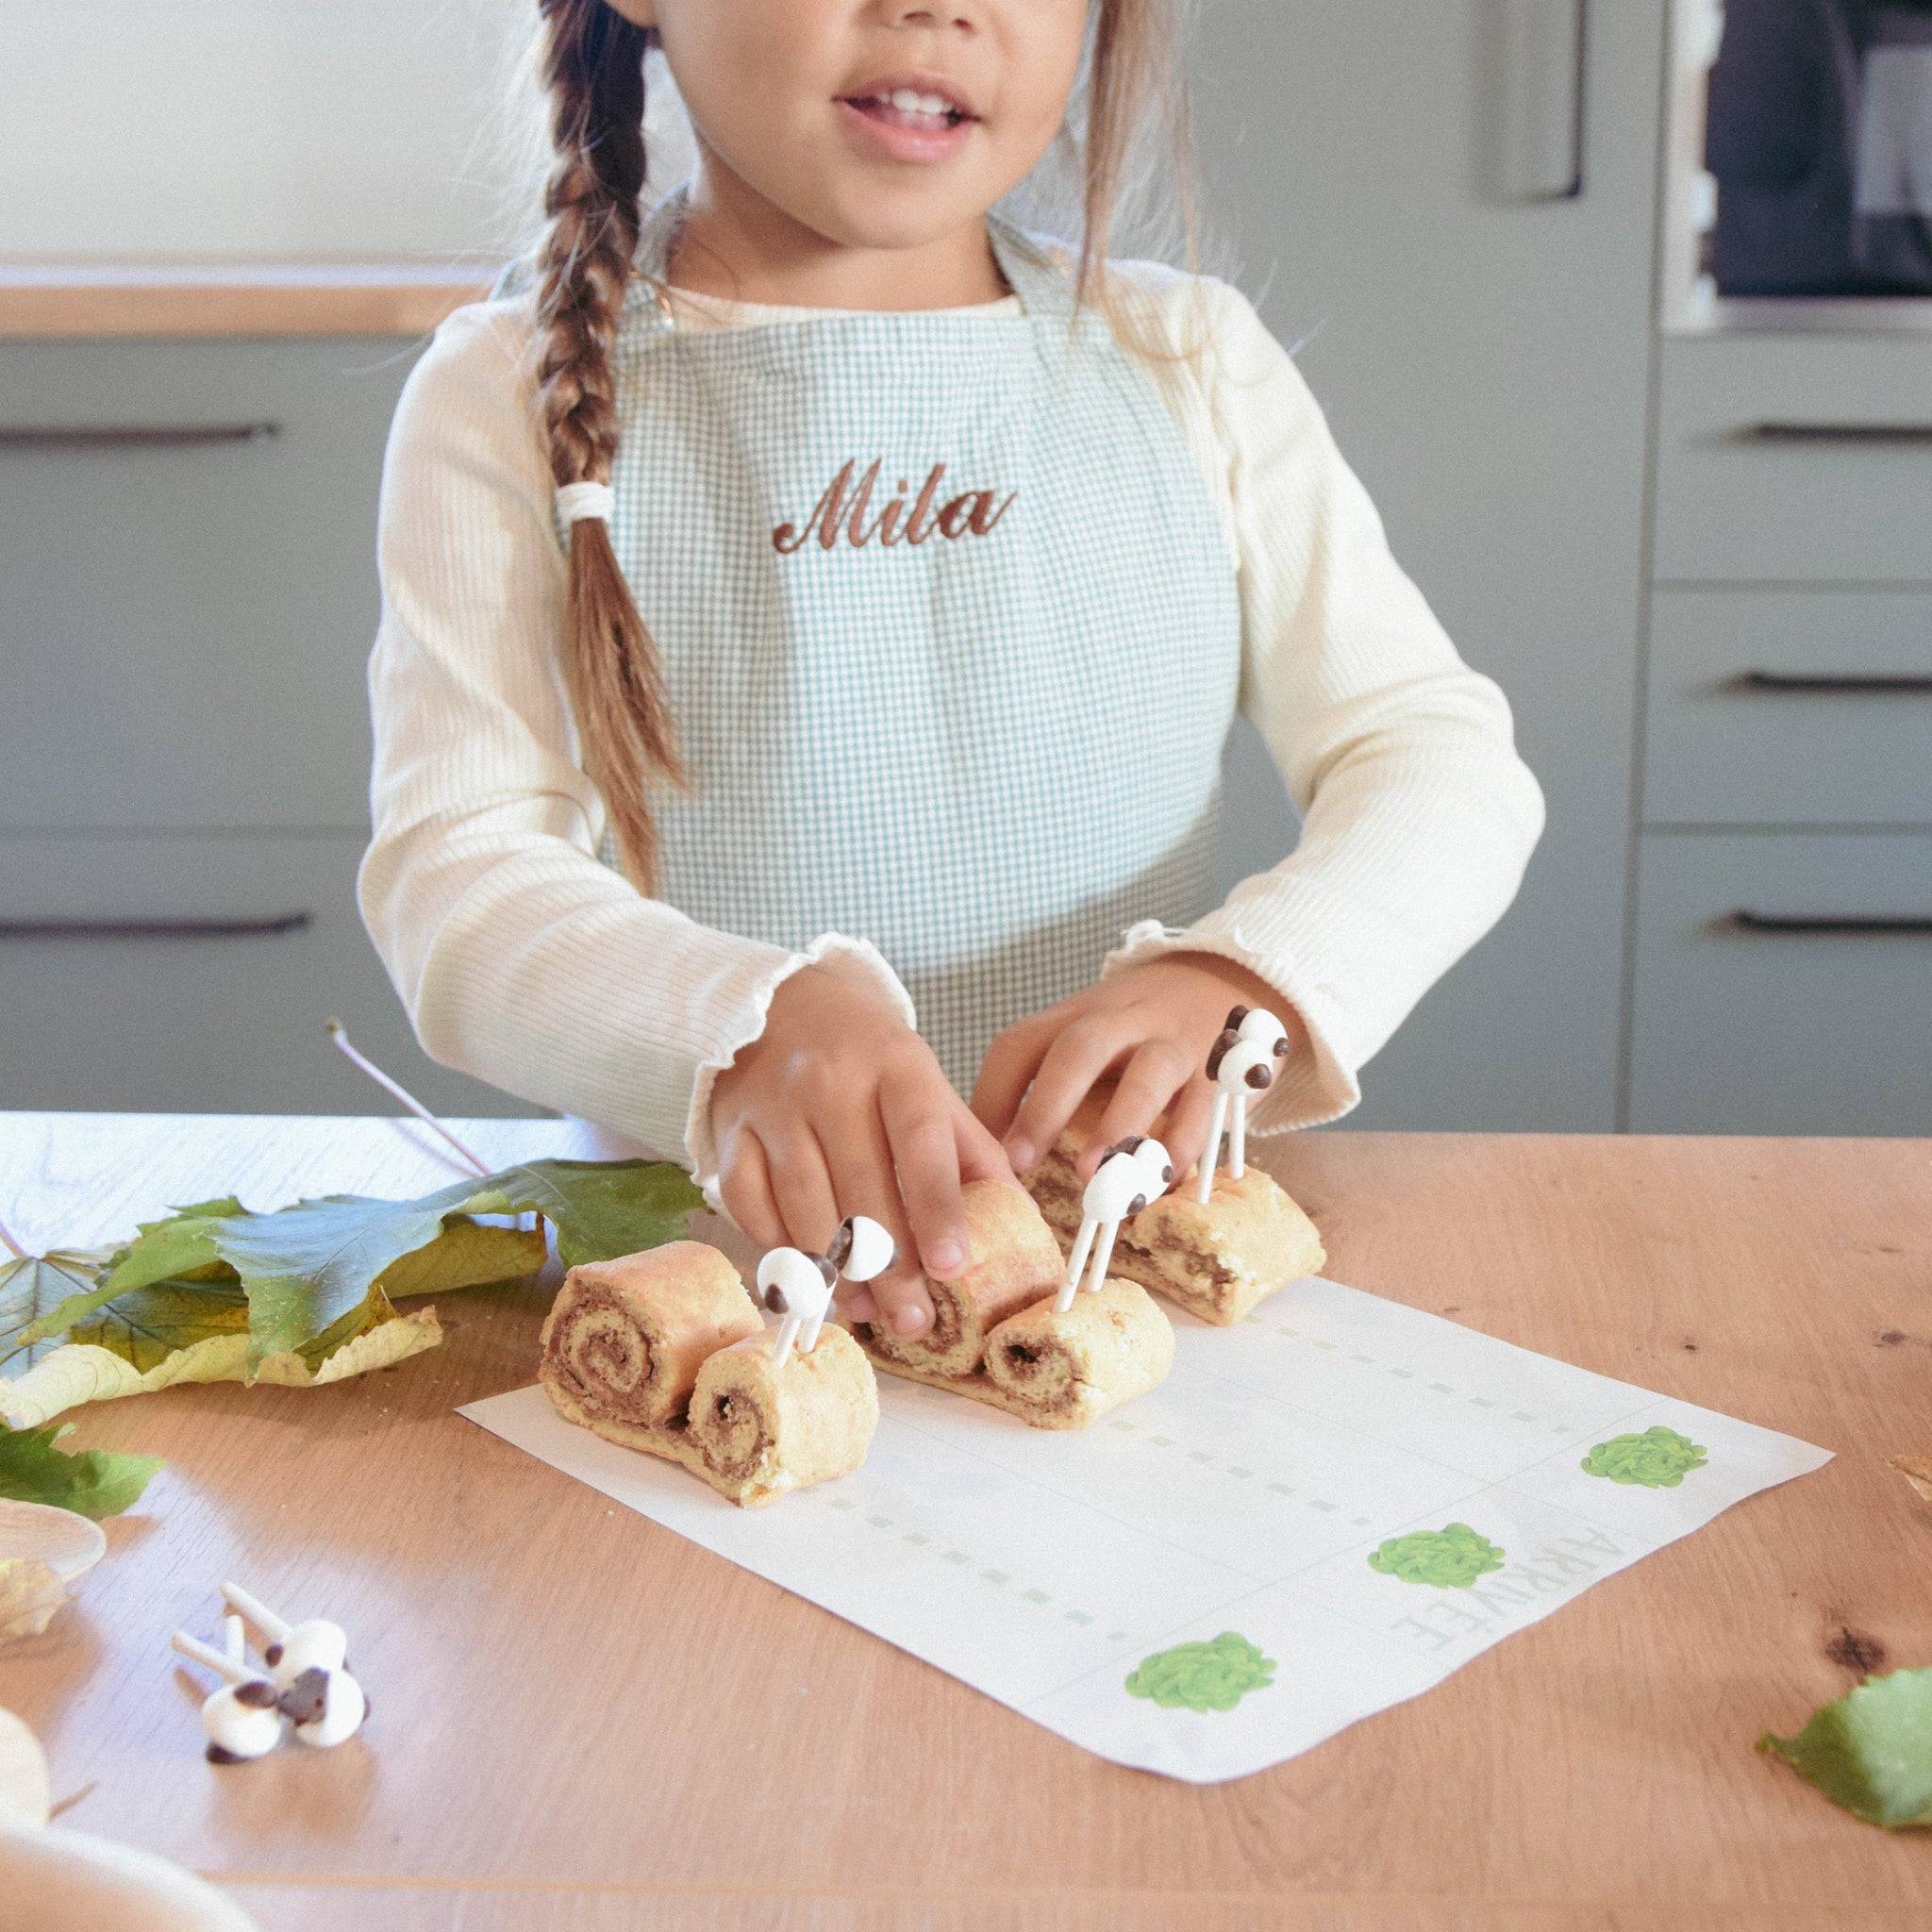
top-left (360, 259), bottom-right (1544, 1195)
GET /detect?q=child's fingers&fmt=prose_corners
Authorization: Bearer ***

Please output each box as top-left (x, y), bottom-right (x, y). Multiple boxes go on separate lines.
top-left (968, 1008), bottom-right (1057, 1140)
top-left (952, 1100), bottom-right (1017, 1187)
top-left (1000, 1011), bottom-right (1136, 1175)
top-left (1162, 1079), bottom-right (1220, 1180)
top-left (716, 1130), bottom-right (787, 1253)
top-left (1088, 1039), bottom-right (1194, 1177)
top-left (763, 1125), bottom-right (841, 1257)
top-left (820, 1101), bottom-right (933, 1339)
top-left (879, 1074), bottom-right (971, 1280)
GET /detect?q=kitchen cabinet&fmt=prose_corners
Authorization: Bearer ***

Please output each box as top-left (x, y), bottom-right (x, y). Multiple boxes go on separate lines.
top-left (1200, 0), bottom-right (1665, 1128)
top-left (0, 339), bottom-right (544, 1118)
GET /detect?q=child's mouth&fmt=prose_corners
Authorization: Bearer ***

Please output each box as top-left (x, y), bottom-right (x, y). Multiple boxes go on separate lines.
top-left (843, 90), bottom-right (971, 133)
top-left (836, 81), bottom-right (977, 162)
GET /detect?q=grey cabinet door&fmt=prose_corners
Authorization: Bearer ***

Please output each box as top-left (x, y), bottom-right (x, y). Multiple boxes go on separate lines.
top-left (0, 340), bottom-right (415, 831)
top-left (1629, 831), bottom-right (1932, 1135)
top-left (0, 832), bottom-right (544, 1117)
top-left (1198, 0), bottom-right (1662, 1128)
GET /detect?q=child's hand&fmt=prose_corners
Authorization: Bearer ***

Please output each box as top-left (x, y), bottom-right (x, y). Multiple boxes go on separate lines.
top-left (710, 965), bottom-right (1013, 1340)
top-left (973, 955), bottom-right (1298, 1183)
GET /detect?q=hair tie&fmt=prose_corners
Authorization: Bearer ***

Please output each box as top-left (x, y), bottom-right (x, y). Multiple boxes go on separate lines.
top-left (556, 480), bottom-right (615, 526)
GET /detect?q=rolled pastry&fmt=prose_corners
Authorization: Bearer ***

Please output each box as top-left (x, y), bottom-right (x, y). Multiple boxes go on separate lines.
top-left (856, 1180), bottom-right (1174, 1426)
top-left (686, 1326), bottom-right (879, 1507)
top-left (861, 1180), bottom-right (1063, 1379)
top-left (981, 1279), bottom-right (1174, 1429)
top-left (539, 1241), bottom-right (763, 1432)
top-left (538, 1240), bottom-right (877, 1507)
top-left (1023, 1097), bottom-right (1324, 1325)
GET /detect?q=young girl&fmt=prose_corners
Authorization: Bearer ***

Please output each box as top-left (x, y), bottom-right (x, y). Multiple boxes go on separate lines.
top-left (360, 0), bottom-right (1543, 1341)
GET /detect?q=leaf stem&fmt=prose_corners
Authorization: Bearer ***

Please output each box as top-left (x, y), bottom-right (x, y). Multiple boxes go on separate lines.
top-left (325, 1021), bottom-right (491, 1178)
top-left (0, 1212), bottom-right (26, 1259)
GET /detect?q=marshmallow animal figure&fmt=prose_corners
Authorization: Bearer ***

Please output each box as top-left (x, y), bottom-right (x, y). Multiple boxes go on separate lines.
top-left (171, 1623), bottom-right (284, 1765)
top-left (758, 1214), bottom-right (897, 1369)
top-left (220, 1580), bottom-right (368, 1749)
top-left (1196, 1006), bottom-right (1291, 1203)
top-left (1057, 1136), bottom-right (1175, 1314)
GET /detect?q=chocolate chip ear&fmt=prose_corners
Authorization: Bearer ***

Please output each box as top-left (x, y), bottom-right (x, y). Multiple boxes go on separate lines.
top-left (264, 1642), bottom-right (283, 1667)
top-left (1126, 1193), bottom-right (1148, 1217)
top-left (234, 1679), bottom-right (280, 1710)
top-left (1225, 1005), bottom-right (1249, 1030)
top-left (1206, 1029), bottom-right (1239, 1080)
top-left (1274, 1035), bottom-right (1290, 1057)
top-left (277, 1668), bottom-right (330, 1725)
top-left (1245, 1064), bottom-right (1273, 1090)
top-left (825, 1220), bottom-right (855, 1269)
top-left (764, 1284), bottom-right (789, 1314)
top-left (1159, 1164), bottom-right (1174, 1185)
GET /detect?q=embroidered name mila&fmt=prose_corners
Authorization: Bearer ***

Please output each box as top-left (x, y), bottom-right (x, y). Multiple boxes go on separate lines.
top-left (773, 459), bottom-right (1016, 553)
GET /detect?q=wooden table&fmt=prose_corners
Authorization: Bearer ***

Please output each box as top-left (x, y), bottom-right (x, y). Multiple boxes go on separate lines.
top-left (2, 1114), bottom-right (1928, 1930)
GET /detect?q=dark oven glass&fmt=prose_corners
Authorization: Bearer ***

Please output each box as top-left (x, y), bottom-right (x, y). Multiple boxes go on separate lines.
top-left (1707, 0), bottom-right (1932, 294)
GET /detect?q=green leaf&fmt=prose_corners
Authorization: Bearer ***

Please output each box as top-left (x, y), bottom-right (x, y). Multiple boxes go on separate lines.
top-left (461, 1159), bottom-right (704, 1271)
top-left (0, 1422), bottom-right (161, 1520)
top-left (216, 1158), bottom-right (697, 1368)
top-left (1, 1250), bottom-right (111, 1377)
top-left (1758, 1668), bottom-right (1932, 1828)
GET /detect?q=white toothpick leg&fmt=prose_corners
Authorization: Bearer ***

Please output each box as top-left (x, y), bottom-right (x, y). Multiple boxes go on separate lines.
top-left (1085, 1219), bottom-right (1121, 1298)
top-left (1230, 1093), bottom-right (1248, 1180)
top-left (223, 1614), bottom-right (246, 1669)
top-left (770, 1313), bottom-right (802, 1370)
top-left (1058, 1217), bottom-right (1099, 1314)
top-left (800, 1310), bottom-right (825, 1354)
top-left (172, 1630), bottom-right (254, 1685)
top-left (219, 1581), bottom-right (291, 1647)
top-left (1196, 1091), bottom-right (1229, 1204)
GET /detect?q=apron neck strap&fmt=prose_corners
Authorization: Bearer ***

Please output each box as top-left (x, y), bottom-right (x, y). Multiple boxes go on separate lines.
top-left (626, 188), bottom-right (1077, 327)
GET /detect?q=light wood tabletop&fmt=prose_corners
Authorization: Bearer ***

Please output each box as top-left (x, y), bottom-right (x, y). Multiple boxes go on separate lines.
top-left (1, 1113), bottom-right (1927, 1930)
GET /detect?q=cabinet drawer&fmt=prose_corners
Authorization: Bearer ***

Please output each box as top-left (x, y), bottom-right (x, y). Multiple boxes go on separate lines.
top-left (1644, 591), bottom-right (1932, 826)
top-left (1653, 340), bottom-right (1932, 584)
top-left (1628, 832), bottom-right (1932, 1135)
top-left (0, 340), bottom-right (415, 831)
top-left (0, 833), bottom-right (542, 1117)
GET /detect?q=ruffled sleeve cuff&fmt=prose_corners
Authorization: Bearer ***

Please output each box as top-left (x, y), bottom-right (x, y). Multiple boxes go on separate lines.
top-left (681, 932), bottom-right (918, 1212)
top-left (1103, 917), bottom-right (1360, 1133)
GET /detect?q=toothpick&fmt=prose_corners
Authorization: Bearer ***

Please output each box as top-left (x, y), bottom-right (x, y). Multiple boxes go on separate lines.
top-left (325, 1020), bottom-right (489, 1176)
top-left (0, 1213), bottom-right (25, 1260)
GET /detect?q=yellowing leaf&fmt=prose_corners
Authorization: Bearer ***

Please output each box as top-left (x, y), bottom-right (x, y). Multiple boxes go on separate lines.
top-left (373, 1220), bottom-right (546, 1300)
top-left (0, 1309), bottom-right (442, 1429)
top-left (0, 1250), bottom-right (112, 1375)
top-left (0, 1557), bottom-right (68, 1642)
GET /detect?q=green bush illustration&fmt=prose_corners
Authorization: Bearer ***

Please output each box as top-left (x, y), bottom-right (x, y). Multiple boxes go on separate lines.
top-left (1124, 1631), bottom-right (1275, 1712)
top-left (1367, 1522), bottom-right (1507, 1588)
top-left (1580, 1424), bottom-right (1707, 1488)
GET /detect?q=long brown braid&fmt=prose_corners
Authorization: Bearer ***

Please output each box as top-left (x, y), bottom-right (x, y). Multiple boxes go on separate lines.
top-left (535, 0), bottom-right (683, 891)
top-left (531, 0), bottom-right (1180, 891)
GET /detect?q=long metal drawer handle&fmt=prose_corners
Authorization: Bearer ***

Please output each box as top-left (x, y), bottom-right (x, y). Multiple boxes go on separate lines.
top-left (0, 913), bottom-right (312, 940)
top-left (0, 424), bottom-right (280, 451)
top-left (1739, 422), bottom-right (1932, 446)
top-left (1737, 669), bottom-right (1932, 694)
top-left (1730, 910), bottom-right (1932, 936)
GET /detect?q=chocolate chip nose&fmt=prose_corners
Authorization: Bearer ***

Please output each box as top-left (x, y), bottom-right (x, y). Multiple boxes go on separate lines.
top-left (764, 1284), bottom-right (789, 1314)
top-left (1245, 1064), bottom-right (1273, 1090)
top-left (277, 1668), bottom-right (330, 1725)
top-left (1159, 1165), bottom-right (1174, 1184)
top-left (1127, 1193), bottom-right (1148, 1217)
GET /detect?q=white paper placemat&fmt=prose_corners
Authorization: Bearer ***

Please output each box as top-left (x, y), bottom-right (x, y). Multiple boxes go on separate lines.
top-left (461, 1275), bottom-right (1829, 1784)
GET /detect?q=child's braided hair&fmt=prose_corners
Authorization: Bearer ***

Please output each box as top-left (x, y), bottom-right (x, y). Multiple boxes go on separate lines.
top-left (532, 0), bottom-right (1181, 891)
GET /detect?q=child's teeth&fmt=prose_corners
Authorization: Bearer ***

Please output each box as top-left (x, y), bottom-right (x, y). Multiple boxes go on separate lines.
top-left (918, 93), bottom-right (947, 115)
top-left (891, 90), bottom-right (921, 111)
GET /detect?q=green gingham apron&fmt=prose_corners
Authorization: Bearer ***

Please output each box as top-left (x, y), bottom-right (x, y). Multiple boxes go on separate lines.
top-left (599, 193), bottom-right (1243, 1092)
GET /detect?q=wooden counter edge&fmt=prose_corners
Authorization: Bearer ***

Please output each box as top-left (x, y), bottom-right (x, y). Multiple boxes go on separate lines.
top-left (0, 270), bottom-right (502, 339)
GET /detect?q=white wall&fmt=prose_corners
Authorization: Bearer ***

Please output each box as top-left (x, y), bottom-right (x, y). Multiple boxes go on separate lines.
top-left (0, 0), bottom-right (577, 263)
